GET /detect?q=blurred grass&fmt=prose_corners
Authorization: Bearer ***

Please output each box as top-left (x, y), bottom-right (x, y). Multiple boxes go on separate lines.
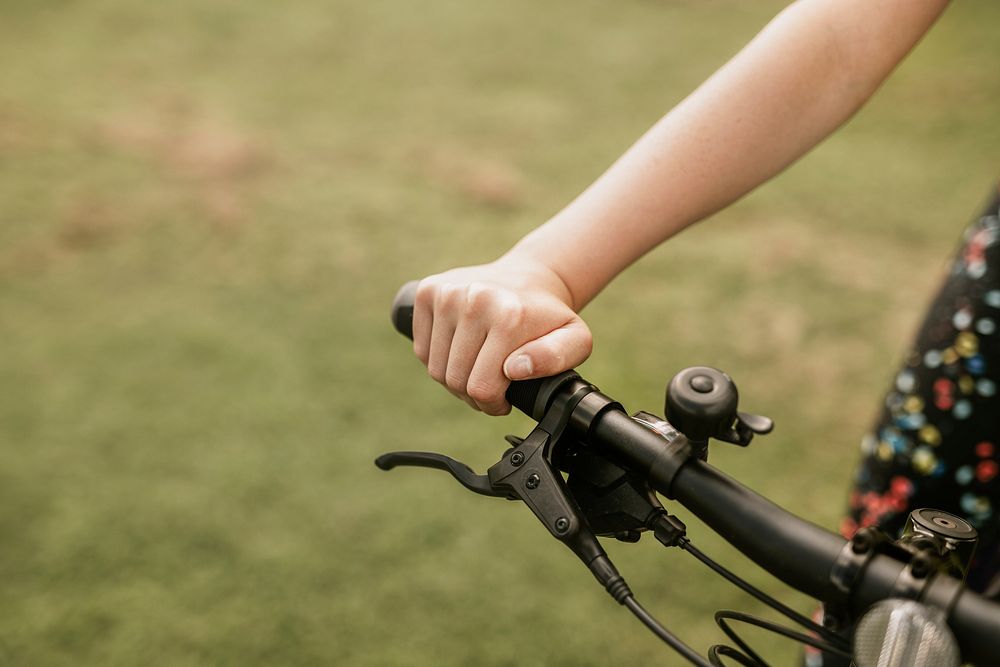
top-left (0, 0), bottom-right (998, 665)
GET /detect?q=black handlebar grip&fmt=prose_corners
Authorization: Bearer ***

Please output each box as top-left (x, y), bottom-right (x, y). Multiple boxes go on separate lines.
top-left (391, 281), bottom-right (419, 339)
top-left (505, 377), bottom-right (547, 419)
top-left (390, 280), bottom-right (547, 418)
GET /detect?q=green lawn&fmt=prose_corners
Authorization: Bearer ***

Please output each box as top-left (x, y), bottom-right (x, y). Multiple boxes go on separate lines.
top-left (1, 1), bottom-right (998, 665)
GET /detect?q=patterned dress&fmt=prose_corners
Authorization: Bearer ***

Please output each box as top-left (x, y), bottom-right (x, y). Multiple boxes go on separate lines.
top-left (844, 186), bottom-right (1000, 596)
top-left (806, 188), bottom-right (1000, 667)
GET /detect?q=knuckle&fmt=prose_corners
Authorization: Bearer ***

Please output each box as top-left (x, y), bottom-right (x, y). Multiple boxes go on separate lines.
top-left (436, 283), bottom-right (465, 309)
top-left (464, 282), bottom-right (496, 316)
top-left (533, 342), bottom-right (561, 374)
top-left (414, 280), bottom-right (439, 308)
top-left (494, 301), bottom-right (525, 330)
top-left (466, 380), bottom-right (499, 404)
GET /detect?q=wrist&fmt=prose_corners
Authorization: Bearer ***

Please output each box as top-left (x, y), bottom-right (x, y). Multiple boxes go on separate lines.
top-left (494, 248), bottom-right (579, 312)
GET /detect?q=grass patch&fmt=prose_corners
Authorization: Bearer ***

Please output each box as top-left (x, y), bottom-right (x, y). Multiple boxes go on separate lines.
top-left (1, 1), bottom-right (997, 665)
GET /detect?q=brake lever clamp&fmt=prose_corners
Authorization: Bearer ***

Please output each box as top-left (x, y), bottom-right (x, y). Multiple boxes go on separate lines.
top-left (562, 445), bottom-right (674, 543)
top-left (374, 433), bottom-right (600, 552)
top-left (376, 378), bottom-right (634, 603)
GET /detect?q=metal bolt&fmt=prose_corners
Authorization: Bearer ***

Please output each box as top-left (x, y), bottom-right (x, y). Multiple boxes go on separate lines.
top-left (852, 532), bottom-right (873, 554)
top-left (555, 517), bottom-right (570, 533)
top-left (525, 473), bottom-right (540, 490)
top-left (510, 451), bottom-right (525, 466)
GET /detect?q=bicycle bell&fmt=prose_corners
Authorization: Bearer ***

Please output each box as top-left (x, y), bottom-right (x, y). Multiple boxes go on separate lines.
top-left (665, 366), bottom-right (773, 458)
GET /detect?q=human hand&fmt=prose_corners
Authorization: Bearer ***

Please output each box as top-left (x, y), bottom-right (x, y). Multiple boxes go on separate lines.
top-left (412, 258), bottom-right (593, 415)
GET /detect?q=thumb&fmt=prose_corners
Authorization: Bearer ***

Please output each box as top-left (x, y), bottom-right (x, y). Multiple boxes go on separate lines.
top-left (503, 318), bottom-right (593, 381)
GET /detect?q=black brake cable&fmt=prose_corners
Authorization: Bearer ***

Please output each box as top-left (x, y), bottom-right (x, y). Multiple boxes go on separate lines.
top-left (609, 532), bottom-right (852, 667)
top-left (630, 515), bottom-right (852, 665)
top-left (668, 535), bottom-right (853, 666)
top-left (708, 644), bottom-right (759, 667)
top-left (678, 538), bottom-right (849, 650)
top-left (618, 570), bottom-right (849, 667)
top-left (622, 595), bottom-right (713, 667)
top-left (714, 611), bottom-right (853, 663)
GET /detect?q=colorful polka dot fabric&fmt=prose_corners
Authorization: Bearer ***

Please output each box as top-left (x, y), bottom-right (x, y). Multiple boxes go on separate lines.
top-left (844, 186), bottom-right (1000, 598)
top-left (809, 187), bottom-right (1000, 667)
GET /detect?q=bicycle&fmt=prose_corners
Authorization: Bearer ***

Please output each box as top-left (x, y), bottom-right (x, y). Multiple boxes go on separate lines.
top-left (376, 281), bottom-right (1000, 666)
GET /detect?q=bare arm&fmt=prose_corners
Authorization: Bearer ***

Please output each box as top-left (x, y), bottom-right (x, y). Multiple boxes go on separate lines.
top-left (414, 0), bottom-right (949, 415)
top-left (513, 0), bottom-right (949, 309)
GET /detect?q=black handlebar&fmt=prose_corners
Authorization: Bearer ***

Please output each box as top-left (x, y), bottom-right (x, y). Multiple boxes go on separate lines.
top-left (585, 392), bottom-right (1000, 665)
top-left (390, 282), bottom-right (1000, 665)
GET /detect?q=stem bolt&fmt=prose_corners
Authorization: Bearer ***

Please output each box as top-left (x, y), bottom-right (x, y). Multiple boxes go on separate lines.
top-left (555, 517), bottom-right (570, 533)
top-left (526, 473), bottom-right (540, 490)
top-left (510, 451), bottom-right (525, 466)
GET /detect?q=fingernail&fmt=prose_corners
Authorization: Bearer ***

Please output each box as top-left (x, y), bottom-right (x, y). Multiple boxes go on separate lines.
top-left (504, 354), bottom-right (533, 380)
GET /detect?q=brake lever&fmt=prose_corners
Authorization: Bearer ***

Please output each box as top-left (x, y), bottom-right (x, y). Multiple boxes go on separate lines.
top-left (374, 451), bottom-right (503, 497)
top-left (375, 410), bottom-right (602, 559)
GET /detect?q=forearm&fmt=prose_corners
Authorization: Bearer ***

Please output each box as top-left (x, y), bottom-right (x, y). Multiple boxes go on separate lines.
top-left (508, 0), bottom-right (949, 310)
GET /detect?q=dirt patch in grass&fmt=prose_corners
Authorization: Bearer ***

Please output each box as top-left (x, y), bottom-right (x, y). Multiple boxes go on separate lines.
top-left (0, 106), bottom-right (41, 152)
top-left (57, 196), bottom-right (123, 251)
top-left (98, 97), bottom-right (273, 227)
top-left (409, 144), bottom-right (524, 210)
